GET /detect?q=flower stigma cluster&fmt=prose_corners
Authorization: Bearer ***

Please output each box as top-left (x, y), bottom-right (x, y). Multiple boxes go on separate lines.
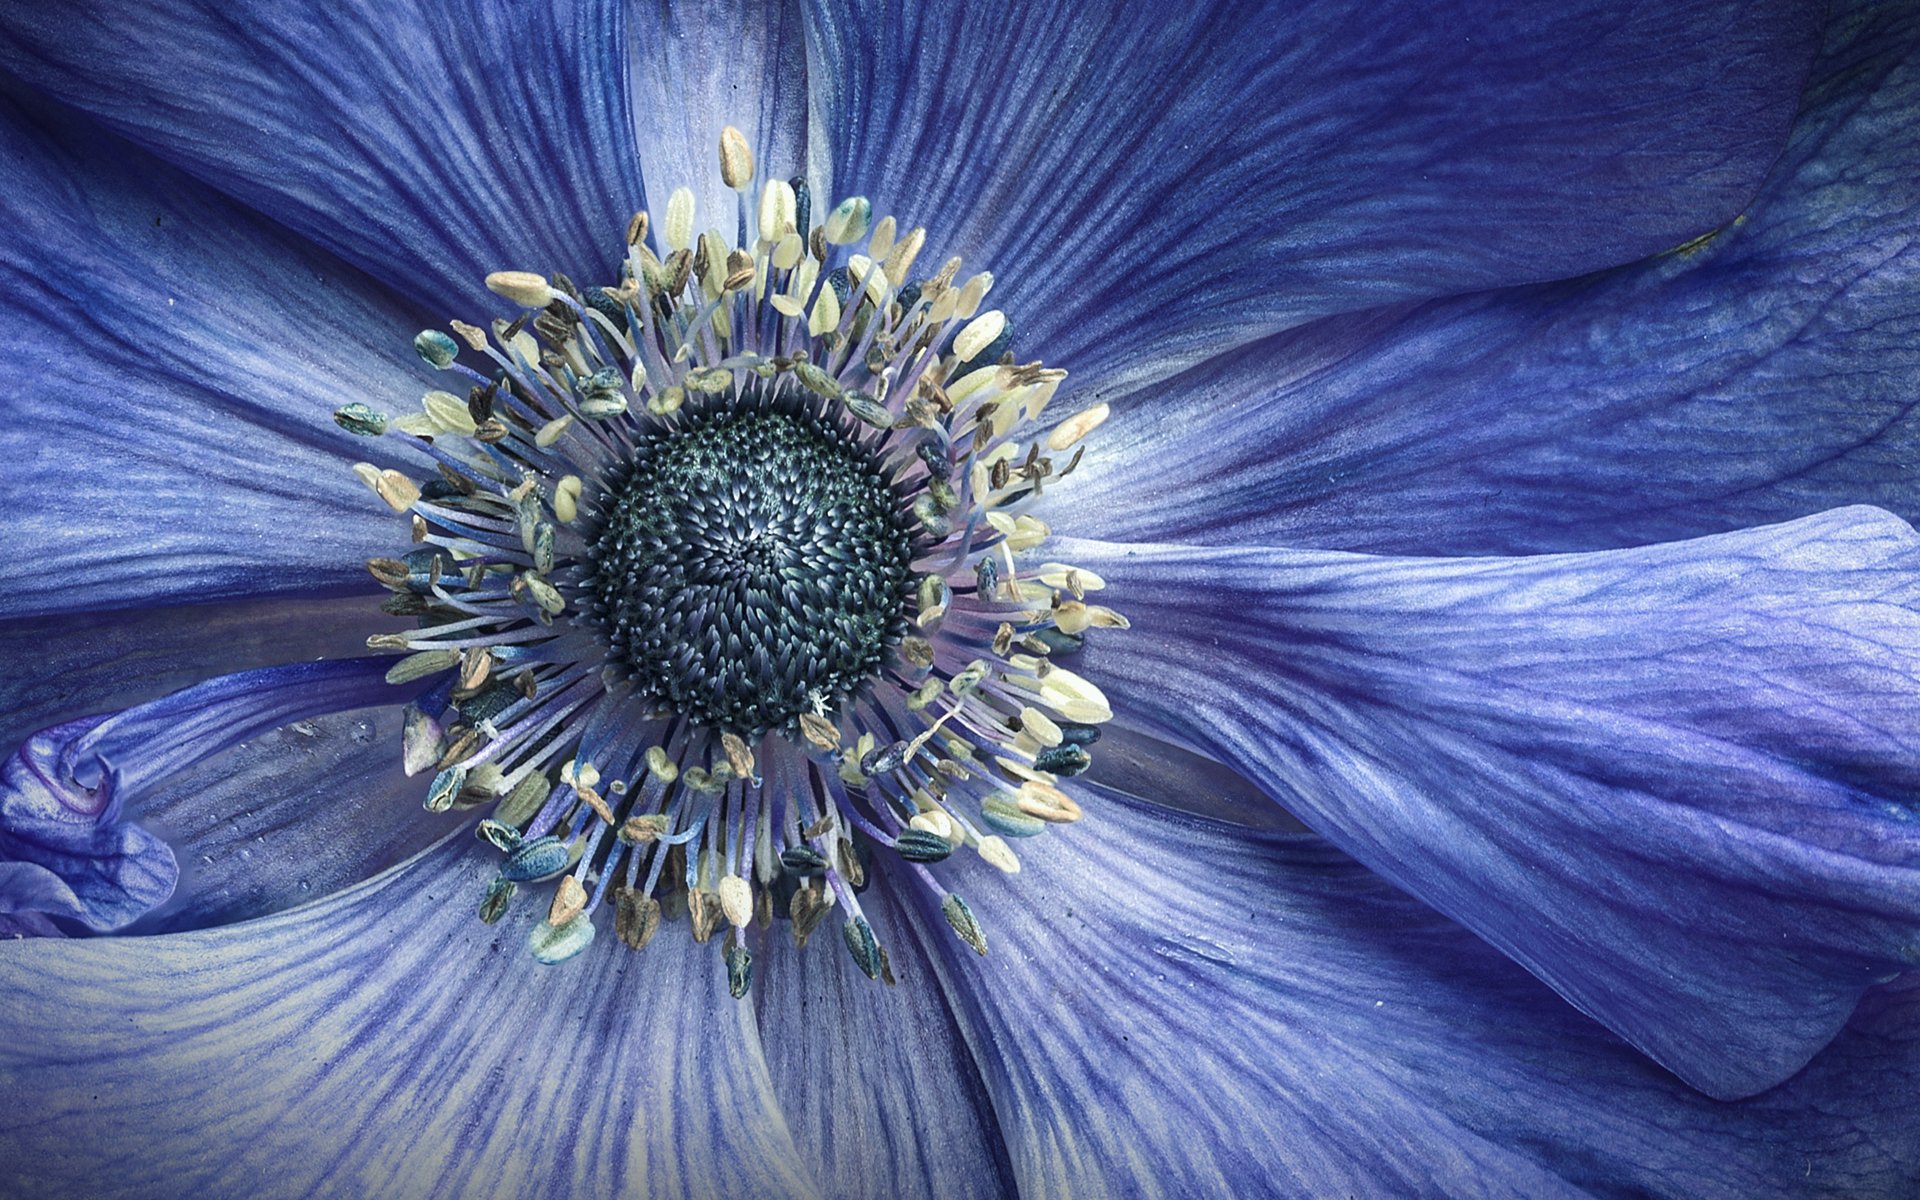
top-left (338, 127), bottom-right (1126, 996)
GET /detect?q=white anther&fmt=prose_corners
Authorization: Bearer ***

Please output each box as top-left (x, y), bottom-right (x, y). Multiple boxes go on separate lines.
top-left (977, 835), bottom-right (1021, 874)
top-left (422, 389), bottom-right (476, 436)
top-left (953, 310), bottom-right (1006, 362)
top-left (719, 126), bottom-right (754, 190)
top-left (809, 283), bottom-right (842, 337)
top-left (553, 475), bottom-right (583, 523)
top-left (485, 271), bottom-right (554, 308)
top-left (823, 195), bottom-right (872, 244)
top-left (758, 179), bottom-right (796, 243)
top-left (1046, 402), bottom-right (1110, 452)
top-left (867, 215), bottom-right (897, 263)
top-left (665, 187), bottom-right (695, 252)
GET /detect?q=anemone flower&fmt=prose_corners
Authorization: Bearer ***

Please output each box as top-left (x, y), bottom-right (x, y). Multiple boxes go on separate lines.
top-left (3, 0), bottom-right (1919, 1196)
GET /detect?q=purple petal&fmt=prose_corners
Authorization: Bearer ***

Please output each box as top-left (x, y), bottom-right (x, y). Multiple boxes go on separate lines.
top-left (1060, 507), bottom-right (1920, 1098)
top-left (0, 596), bottom-right (374, 751)
top-left (0, 0), bottom-right (645, 311)
top-left (905, 789), bottom-right (1920, 1196)
top-left (630, 1), bottom-right (813, 256)
top-left (805, 0), bottom-right (1818, 397)
top-left (0, 86), bottom-right (414, 617)
top-left (753, 880), bottom-right (1015, 1198)
top-left (0, 659), bottom-right (401, 931)
top-left (1066, 0), bottom-right (1920, 555)
top-left (0, 840), bottom-right (817, 1199)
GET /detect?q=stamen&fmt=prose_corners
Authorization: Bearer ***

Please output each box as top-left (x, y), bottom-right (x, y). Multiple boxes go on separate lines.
top-left (349, 138), bottom-right (1126, 995)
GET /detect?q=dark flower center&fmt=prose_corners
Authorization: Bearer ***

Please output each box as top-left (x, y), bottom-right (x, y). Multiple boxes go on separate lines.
top-left (587, 402), bottom-right (915, 736)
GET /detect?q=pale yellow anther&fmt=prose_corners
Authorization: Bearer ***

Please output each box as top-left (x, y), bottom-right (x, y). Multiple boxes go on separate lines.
top-left (1036, 563), bottom-right (1107, 591)
top-left (955, 271), bottom-right (994, 319)
top-left (553, 475), bottom-right (583, 523)
top-left (718, 874), bottom-right (753, 928)
top-left (1017, 780), bottom-right (1083, 823)
top-left (1037, 668), bottom-right (1112, 723)
top-left (355, 464), bottom-right (421, 512)
top-left (909, 809), bottom-right (961, 844)
top-left (953, 310), bottom-right (1006, 362)
top-left (1086, 605), bottom-right (1130, 629)
top-left (485, 270), bottom-right (554, 308)
top-left (449, 319), bottom-right (489, 352)
top-left (719, 126), bottom-right (754, 190)
top-left (548, 875), bottom-right (588, 926)
top-left (1019, 706), bottom-right (1064, 747)
top-left (772, 232), bottom-right (804, 271)
top-left (845, 254), bottom-right (891, 306)
top-left (721, 731), bottom-right (756, 779)
top-left (945, 364), bottom-right (999, 407)
top-left (422, 389), bottom-right (476, 435)
top-left (809, 283), bottom-right (842, 337)
top-left (868, 215), bottom-right (897, 263)
top-left (1046, 402), bottom-right (1111, 452)
top-left (823, 195), bottom-right (872, 244)
top-left (645, 745), bottom-right (679, 783)
top-left (977, 835), bottom-right (1021, 874)
top-left (883, 226), bottom-right (926, 286)
top-left (665, 187), bottom-right (695, 252)
top-left (535, 414), bottom-right (575, 449)
top-left (758, 179), bottom-right (796, 243)
top-left (1053, 601), bottom-right (1092, 635)
top-left (798, 711), bottom-right (842, 750)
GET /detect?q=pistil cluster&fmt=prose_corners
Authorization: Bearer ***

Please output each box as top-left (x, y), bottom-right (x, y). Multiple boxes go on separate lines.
top-left (339, 126), bottom-right (1124, 994)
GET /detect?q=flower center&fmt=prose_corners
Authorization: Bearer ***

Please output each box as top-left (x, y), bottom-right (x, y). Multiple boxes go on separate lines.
top-left (339, 125), bottom-right (1123, 995)
top-left (589, 405), bottom-right (915, 736)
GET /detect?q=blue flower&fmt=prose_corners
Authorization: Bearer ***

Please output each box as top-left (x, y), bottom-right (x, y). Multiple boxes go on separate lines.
top-left (2, 0), bottom-right (1918, 1196)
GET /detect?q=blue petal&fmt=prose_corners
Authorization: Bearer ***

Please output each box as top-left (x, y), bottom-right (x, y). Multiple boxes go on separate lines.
top-left (630, 1), bottom-right (813, 254)
top-left (0, 0), bottom-right (645, 311)
top-left (0, 841), bottom-right (819, 1199)
top-left (1067, 0), bottom-right (1920, 555)
top-left (753, 876), bottom-right (1015, 1198)
top-left (804, 0), bottom-right (1818, 396)
top-left (0, 86), bottom-right (418, 617)
top-left (0, 659), bottom-right (401, 931)
top-left (0, 596), bottom-right (374, 751)
top-left (0, 719), bottom-right (174, 932)
top-left (908, 789), bottom-right (1920, 1196)
top-left (1059, 507), bottom-right (1920, 1099)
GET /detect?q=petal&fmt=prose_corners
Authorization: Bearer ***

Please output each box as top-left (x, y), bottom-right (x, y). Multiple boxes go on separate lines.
top-left (0, 84), bottom-right (418, 616)
top-left (908, 789), bottom-right (1920, 1196)
top-left (0, 0), bottom-right (645, 311)
top-left (0, 659), bottom-right (401, 931)
top-left (0, 840), bottom-right (820, 1199)
top-left (127, 705), bottom-right (447, 936)
top-left (1067, 0), bottom-right (1920, 555)
top-left (803, 0), bottom-right (1819, 396)
top-left (629, 0), bottom-right (814, 252)
top-left (1059, 508), bottom-right (1920, 1098)
top-left (753, 879), bottom-right (1015, 1199)
top-left (0, 596), bottom-right (373, 751)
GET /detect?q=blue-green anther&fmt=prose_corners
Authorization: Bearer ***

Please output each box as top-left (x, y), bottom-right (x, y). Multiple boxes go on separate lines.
top-left (894, 829), bottom-right (954, 863)
top-left (477, 819), bottom-right (523, 852)
top-left (842, 916), bottom-right (882, 979)
top-left (414, 329), bottom-right (459, 368)
top-left (502, 835), bottom-right (571, 882)
top-left (425, 765), bottom-right (466, 812)
top-left (479, 877), bottom-right (515, 924)
top-left (725, 935), bottom-right (753, 998)
top-left (941, 893), bottom-right (988, 955)
top-left (529, 913), bottom-right (596, 964)
top-left (981, 792), bottom-right (1046, 838)
top-left (333, 402), bottom-right (389, 437)
top-left (1034, 745), bottom-right (1092, 777)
